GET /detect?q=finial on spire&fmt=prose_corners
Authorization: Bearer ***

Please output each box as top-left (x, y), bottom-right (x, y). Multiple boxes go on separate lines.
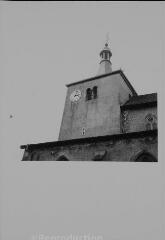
top-left (105, 32), bottom-right (110, 46)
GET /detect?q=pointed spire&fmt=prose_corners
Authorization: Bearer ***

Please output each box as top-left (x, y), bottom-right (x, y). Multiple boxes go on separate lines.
top-left (97, 39), bottom-right (112, 75)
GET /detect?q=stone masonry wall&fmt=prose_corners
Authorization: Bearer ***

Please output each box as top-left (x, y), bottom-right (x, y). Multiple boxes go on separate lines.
top-left (22, 132), bottom-right (157, 162)
top-left (121, 107), bottom-right (157, 133)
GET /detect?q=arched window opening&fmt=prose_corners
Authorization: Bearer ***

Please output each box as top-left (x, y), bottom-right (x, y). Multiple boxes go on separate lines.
top-left (92, 150), bottom-right (107, 161)
top-left (135, 153), bottom-right (157, 162)
top-left (56, 155), bottom-right (69, 161)
top-left (93, 86), bottom-right (98, 99)
top-left (86, 88), bottom-right (92, 101)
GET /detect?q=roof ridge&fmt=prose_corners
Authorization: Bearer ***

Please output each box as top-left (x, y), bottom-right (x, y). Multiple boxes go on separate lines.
top-left (136, 93), bottom-right (157, 97)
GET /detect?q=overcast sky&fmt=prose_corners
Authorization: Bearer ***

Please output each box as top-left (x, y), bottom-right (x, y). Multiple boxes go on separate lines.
top-left (0, 2), bottom-right (165, 240)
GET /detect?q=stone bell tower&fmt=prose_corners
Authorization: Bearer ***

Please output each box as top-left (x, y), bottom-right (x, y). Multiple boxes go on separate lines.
top-left (58, 43), bottom-right (136, 141)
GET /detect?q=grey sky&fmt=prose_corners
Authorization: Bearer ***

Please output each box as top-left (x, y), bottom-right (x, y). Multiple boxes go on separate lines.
top-left (0, 2), bottom-right (164, 240)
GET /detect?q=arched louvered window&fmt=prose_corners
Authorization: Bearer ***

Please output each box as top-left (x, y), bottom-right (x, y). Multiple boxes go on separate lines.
top-left (93, 86), bottom-right (98, 99)
top-left (86, 88), bottom-right (92, 101)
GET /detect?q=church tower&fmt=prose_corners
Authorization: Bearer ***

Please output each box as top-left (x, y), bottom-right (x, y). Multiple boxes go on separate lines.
top-left (58, 43), bottom-right (137, 141)
top-left (21, 40), bottom-right (157, 162)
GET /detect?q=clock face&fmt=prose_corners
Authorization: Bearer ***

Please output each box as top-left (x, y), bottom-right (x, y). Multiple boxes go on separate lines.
top-left (70, 90), bottom-right (81, 102)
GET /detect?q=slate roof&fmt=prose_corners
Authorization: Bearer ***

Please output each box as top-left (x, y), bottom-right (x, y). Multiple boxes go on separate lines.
top-left (121, 93), bottom-right (157, 110)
